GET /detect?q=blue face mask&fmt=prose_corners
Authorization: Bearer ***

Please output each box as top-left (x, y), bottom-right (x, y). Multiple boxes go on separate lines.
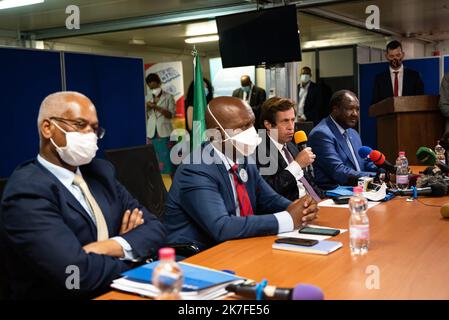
top-left (242, 85), bottom-right (251, 93)
top-left (204, 87), bottom-right (209, 97)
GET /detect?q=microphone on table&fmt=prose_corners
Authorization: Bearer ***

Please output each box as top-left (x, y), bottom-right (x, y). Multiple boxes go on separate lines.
top-left (225, 282), bottom-right (324, 300)
top-left (416, 146), bottom-right (449, 174)
top-left (358, 146), bottom-right (372, 160)
top-left (416, 147), bottom-right (437, 166)
top-left (392, 182), bottom-right (448, 197)
top-left (294, 130), bottom-right (314, 176)
top-left (368, 150), bottom-right (396, 174)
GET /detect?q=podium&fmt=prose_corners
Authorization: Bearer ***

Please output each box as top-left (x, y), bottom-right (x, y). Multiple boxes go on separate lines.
top-left (369, 95), bottom-right (444, 165)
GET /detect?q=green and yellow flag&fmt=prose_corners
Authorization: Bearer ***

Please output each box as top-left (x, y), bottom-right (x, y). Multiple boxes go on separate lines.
top-left (192, 51), bottom-right (207, 150)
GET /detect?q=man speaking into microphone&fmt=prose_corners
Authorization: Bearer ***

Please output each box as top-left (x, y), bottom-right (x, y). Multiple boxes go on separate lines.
top-left (308, 90), bottom-right (378, 189)
top-left (256, 97), bottom-right (324, 201)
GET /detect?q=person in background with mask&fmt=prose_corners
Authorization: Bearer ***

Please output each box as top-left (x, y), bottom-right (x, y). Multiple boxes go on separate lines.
top-left (145, 73), bottom-right (176, 175)
top-left (372, 40), bottom-right (424, 105)
top-left (163, 96), bottom-right (319, 253)
top-left (232, 75), bottom-right (266, 129)
top-left (0, 91), bottom-right (166, 299)
top-left (297, 67), bottom-right (332, 126)
top-left (184, 77), bottom-right (214, 135)
top-left (439, 72), bottom-right (449, 132)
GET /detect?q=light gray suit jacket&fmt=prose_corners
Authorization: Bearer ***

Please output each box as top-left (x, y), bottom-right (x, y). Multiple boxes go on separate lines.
top-left (146, 91), bottom-right (176, 138)
top-left (439, 72), bottom-right (449, 132)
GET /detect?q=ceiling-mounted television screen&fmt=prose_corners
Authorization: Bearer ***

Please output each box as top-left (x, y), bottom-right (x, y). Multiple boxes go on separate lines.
top-left (216, 5), bottom-right (301, 68)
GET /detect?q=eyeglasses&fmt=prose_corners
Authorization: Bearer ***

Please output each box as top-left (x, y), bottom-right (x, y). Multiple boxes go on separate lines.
top-left (50, 117), bottom-right (106, 139)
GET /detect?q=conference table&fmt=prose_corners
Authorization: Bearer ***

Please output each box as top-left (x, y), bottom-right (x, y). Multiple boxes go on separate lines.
top-left (97, 167), bottom-right (449, 300)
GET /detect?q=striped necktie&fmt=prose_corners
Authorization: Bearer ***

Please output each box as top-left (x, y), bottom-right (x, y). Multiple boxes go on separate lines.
top-left (282, 145), bottom-right (321, 202)
top-left (73, 174), bottom-right (109, 241)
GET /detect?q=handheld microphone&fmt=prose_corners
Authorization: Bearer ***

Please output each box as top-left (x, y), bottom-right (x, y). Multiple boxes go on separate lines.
top-left (294, 130), bottom-right (314, 175)
top-left (225, 282), bottom-right (324, 300)
top-left (358, 146), bottom-right (372, 159)
top-left (368, 150), bottom-right (396, 174)
top-left (416, 147), bottom-right (437, 166)
top-left (393, 182), bottom-right (448, 197)
top-left (294, 130), bottom-right (308, 151)
top-left (416, 146), bottom-right (449, 173)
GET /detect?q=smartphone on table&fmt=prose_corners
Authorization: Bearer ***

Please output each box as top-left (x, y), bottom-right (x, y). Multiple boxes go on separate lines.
top-left (274, 237), bottom-right (319, 247)
top-left (298, 226), bottom-right (340, 237)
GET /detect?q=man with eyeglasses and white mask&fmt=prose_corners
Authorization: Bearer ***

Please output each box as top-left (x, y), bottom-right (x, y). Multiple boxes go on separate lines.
top-left (0, 91), bottom-right (166, 300)
top-left (164, 96), bottom-right (319, 254)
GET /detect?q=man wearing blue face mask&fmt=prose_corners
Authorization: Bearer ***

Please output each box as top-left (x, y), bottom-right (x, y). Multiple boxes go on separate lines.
top-left (297, 67), bottom-right (331, 126)
top-left (232, 75), bottom-right (266, 129)
top-left (164, 96), bottom-right (319, 253)
top-left (0, 91), bottom-right (166, 299)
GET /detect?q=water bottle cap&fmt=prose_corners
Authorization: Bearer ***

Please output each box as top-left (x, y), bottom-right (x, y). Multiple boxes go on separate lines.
top-left (353, 186), bottom-right (363, 194)
top-left (159, 247), bottom-right (175, 260)
top-left (399, 151), bottom-right (405, 156)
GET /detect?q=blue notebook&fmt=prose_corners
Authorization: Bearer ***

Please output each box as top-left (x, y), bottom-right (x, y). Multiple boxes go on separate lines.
top-left (325, 186), bottom-right (354, 198)
top-left (272, 240), bottom-right (343, 255)
top-left (122, 261), bottom-right (243, 292)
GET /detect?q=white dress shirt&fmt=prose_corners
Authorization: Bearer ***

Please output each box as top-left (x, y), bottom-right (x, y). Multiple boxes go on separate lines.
top-left (329, 117), bottom-right (362, 171)
top-left (268, 135), bottom-right (307, 198)
top-left (242, 84), bottom-right (253, 102)
top-left (212, 145), bottom-right (294, 233)
top-left (390, 65), bottom-right (404, 97)
top-left (297, 82), bottom-right (310, 120)
top-left (37, 154), bottom-right (135, 260)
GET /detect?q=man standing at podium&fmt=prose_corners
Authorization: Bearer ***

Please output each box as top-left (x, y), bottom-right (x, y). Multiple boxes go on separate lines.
top-left (372, 40), bottom-right (424, 105)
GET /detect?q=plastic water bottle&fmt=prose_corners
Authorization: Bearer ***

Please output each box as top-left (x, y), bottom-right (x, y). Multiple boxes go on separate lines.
top-left (349, 186), bottom-right (369, 255)
top-left (395, 151), bottom-right (409, 190)
top-left (152, 248), bottom-right (184, 300)
top-left (435, 141), bottom-right (446, 164)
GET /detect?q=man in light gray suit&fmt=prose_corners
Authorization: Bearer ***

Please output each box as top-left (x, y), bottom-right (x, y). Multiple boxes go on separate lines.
top-left (439, 72), bottom-right (449, 131)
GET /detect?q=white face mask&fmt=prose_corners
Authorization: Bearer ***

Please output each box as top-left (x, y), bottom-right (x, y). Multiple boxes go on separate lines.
top-left (300, 74), bottom-right (311, 83)
top-left (151, 88), bottom-right (162, 96)
top-left (207, 105), bottom-right (262, 157)
top-left (362, 183), bottom-right (387, 202)
top-left (50, 121), bottom-right (98, 167)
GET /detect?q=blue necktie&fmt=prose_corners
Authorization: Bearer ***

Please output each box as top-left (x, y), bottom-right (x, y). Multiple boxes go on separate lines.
top-left (343, 131), bottom-right (361, 171)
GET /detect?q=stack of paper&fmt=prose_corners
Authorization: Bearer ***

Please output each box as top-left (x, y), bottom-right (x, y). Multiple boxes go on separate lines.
top-left (111, 261), bottom-right (245, 300)
top-left (272, 240), bottom-right (343, 255)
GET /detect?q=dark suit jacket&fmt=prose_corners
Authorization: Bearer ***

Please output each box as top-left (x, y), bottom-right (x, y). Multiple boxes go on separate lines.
top-left (372, 67), bottom-right (424, 105)
top-left (298, 82), bottom-right (331, 126)
top-left (0, 158), bottom-right (166, 300)
top-left (233, 86), bottom-right (266, 129)
top-left (164, 143), bottom-right (291, 251)
top-left (232, 85), bottom-right (266, 110)
top-left (256, 134), bottom-right (325, 201)
top-left (308, 116), bottom-right (378, 190)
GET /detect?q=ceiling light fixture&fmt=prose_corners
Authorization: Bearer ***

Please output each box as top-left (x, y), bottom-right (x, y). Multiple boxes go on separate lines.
top-left (128, 38), bottom-right (146, 45)
top-left (0, 0), bottom-right (44, 10)
top-left (185, 35), bottom-right (219, 44)
top-left (185, 21), bottom-right (218, 37)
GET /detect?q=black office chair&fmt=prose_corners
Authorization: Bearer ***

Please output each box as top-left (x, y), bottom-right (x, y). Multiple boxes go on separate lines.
top-left (104, 144), bottom-right (199, 259)
top-left (0, 177), bottom-right (10, 299)
top-left (104, 144), bottom-right (167, 219)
